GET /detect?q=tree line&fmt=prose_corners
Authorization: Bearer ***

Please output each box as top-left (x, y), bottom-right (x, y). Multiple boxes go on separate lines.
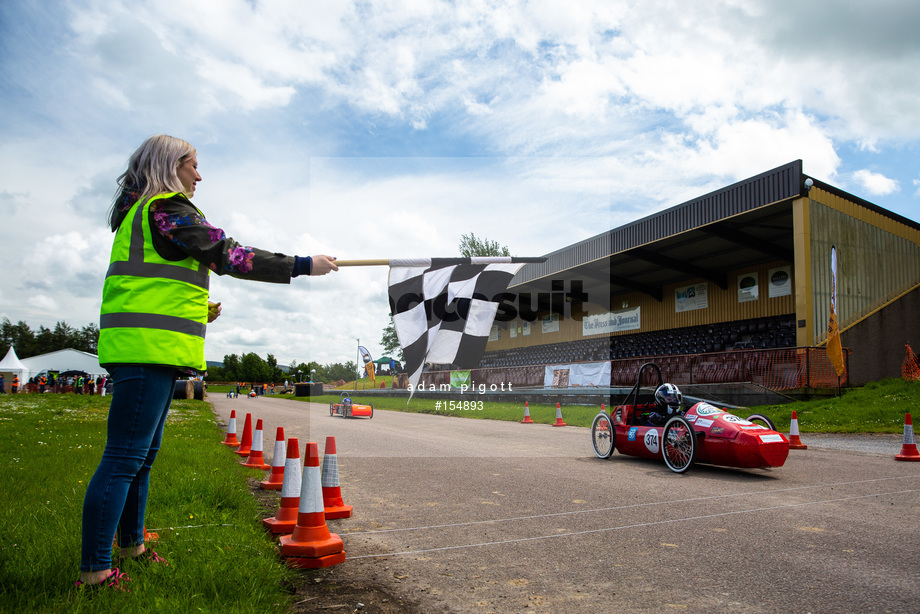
top-left (206, 353), bottom-right (359, 385)
top-left (1, 318), bottom-right (100, 359)
top-left (1, 318), bottom-right (360, 385)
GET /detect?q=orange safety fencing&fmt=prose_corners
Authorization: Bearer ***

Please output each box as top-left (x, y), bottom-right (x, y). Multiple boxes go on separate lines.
top-left (902, 344), bottom-right (920, 382)
top-left (610, 347), bottom-right (849, 390)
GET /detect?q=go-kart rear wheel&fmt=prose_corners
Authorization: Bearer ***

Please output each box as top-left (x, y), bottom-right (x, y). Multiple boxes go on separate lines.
top-left (330, 402), bottom-right (335, 417)
top-left (369, 403), bottom-right (374, 419)
top-left (662, 415), bottom-right (696, 473)
top-left (746, 413), bottom-right (776, 431)
top-left (591, 412), bottom-right (616, 459)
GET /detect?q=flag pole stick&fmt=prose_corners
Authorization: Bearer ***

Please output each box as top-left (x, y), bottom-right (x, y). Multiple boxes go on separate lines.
top-left (336, 259), bottom-right (390, 267)
top-left (335, 257), bottom-right (547, 267)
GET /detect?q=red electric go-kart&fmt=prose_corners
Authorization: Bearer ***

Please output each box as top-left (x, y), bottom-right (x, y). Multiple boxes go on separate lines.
top-left (329, 395), bottom-right (374, 419)
top-left (591, 363), bottom-right (789, 473)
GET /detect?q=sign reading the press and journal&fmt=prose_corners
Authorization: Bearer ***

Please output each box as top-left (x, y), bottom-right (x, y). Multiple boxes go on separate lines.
top-left (582, 306), bottom-right (641, 335)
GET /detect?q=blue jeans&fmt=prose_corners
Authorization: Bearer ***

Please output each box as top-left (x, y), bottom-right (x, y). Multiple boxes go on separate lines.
top-left (80, 365), bottom-right (177, 572)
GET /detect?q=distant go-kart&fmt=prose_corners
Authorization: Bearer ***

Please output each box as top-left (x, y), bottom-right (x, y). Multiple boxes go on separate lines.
top-left (329, 395), bottom-right (374, 419)
top-left (591, 363), bottom-right (789, 473)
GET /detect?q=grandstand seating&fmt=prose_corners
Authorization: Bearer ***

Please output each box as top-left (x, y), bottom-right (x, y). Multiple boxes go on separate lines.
top-left (480, 315), bottom-right (797, 368)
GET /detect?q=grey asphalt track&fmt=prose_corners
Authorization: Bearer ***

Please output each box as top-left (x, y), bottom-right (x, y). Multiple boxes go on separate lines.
top-left (211, 394), bottom-right (920, 613)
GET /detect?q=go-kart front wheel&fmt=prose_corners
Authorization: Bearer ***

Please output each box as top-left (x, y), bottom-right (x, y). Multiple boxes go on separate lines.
top-left (746, 413), bottom-right (776, 431)
top-left (330, 402), bottom-right (335, 417)
top-left (591, 412), bottom-right (616, 459)
top-left (662, 415), bottom-right (696, 473)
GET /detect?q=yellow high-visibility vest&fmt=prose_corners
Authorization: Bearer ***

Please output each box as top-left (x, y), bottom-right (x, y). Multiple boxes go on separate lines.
top-left (99, 193), bottom-right (210, 370)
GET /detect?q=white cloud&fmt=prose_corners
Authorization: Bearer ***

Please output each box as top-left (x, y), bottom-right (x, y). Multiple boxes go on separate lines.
top-left (3, 0), bottom-right (920, 366)
top-left (853, 169), bottom-right (900, 196)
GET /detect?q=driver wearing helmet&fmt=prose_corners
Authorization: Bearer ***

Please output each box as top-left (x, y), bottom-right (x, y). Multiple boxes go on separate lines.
top-left (648, 383), bottom-right (683, 426)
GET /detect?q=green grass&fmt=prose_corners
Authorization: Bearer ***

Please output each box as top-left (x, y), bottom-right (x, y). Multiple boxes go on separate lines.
top-left (302, 392), bottom-right (604, 427)
top-left (284, 377), bottom-right (920, 433)
top-left (748, 377), bottom-right (920, 433)
top-left (0, 393), bottom-right (295, 614)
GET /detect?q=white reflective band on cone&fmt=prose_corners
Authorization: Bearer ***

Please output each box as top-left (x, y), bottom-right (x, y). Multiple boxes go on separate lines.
top-left (271, 440), bottom-right (285, 467)
top-left (298, 465), bottom-right (324, 514)
top-left (322, 454), bottom-right (339, 488)
top-left (281, 458), bottom-right (302, 498)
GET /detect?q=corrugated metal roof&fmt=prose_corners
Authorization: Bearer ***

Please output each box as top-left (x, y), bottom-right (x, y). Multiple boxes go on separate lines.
top-left (513, 160), bottom-right (803, 286)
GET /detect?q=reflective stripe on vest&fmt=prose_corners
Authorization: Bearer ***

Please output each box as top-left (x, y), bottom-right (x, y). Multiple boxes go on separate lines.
top-left (98, 192), bottom-right (210, 370)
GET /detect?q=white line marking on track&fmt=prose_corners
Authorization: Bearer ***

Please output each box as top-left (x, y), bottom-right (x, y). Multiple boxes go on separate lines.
top-left (348, 488), bottom-right (920, 559)
top-left (342, 475), bottom-right (917, 536)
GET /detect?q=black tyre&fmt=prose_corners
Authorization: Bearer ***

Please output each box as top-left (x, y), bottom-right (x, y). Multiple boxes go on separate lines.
top-left (662, 415), bottom-right (696, 473)
top-left (330, 402), bottom-right (335, 417)
top-left (369, 403), bottom-right (374, 419)
top-left (746, 413), bottom-right (776, 431)
top-left (591, 412), bottom-right (616, 459)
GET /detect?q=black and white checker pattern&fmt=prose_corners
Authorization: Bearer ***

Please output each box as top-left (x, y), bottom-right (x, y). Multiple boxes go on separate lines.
top-left (388, 257), bottom-right (526, 395)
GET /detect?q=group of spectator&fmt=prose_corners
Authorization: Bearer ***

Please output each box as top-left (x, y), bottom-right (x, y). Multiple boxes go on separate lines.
top-left (0, 374), bottom-right (17, 394)
top-left (234, 381), bottom-right (278, 397)
top-left (0, 373), bottom-right (113, 395)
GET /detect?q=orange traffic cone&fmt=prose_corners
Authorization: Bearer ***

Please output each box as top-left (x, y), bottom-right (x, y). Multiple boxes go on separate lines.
top-left (321, 436), bottom-right (352, 519)
top-left (521, 401), bottom-right (534, 424)
top-left (235, 413), bottom-right (253, 457)
top-left (242, 419), bottom-right (271, 469)
top-left (260, 427), bottom-right (286, 490)
top-left (221, 410), bottom-right (240, 447)
top-left (788, 410), bottom-right (807, 450)
top-left (280, 442), bottom-right (346, 568)
top-left (263, 437), bottom-right (302, 535)
top-left (895, 413), bottom-right (920, 461)
top-left (552, 402), bottom-right (567, 427)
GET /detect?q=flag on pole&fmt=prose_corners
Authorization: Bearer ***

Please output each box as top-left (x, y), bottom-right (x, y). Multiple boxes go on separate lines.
top-left (827, 246), bottom-right (846, 377)
top-left (388, 257), bottom-right (532, 398)
top-left (358, 345), bottom-right (375, 382)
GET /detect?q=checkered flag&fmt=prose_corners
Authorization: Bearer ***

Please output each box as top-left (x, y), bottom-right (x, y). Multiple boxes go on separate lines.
top-left (388, 257), bottom-right (535, 397)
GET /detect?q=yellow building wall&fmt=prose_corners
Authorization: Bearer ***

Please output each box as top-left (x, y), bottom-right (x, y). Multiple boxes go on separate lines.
top-left (807, 187), bottom-right (920, 345)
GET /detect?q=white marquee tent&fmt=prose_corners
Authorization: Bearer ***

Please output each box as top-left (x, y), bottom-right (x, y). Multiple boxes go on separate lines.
top-left (0, 346), bottom-right (27, 392)
top-left (20, 349), bottom-right (107, 383)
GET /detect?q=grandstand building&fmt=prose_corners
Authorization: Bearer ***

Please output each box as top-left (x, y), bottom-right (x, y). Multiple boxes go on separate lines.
top-left (481, 160), bottom-right (920, 392)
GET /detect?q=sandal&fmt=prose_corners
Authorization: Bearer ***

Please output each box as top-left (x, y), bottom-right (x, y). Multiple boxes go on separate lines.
top-left (123, 548), bottom-right (169, 566)
top-left (74, 567), bottom-right (130, 592)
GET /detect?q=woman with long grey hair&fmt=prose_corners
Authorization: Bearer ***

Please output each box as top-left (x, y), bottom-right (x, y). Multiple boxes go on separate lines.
top-left (77, 135), bottom-right (337, 589)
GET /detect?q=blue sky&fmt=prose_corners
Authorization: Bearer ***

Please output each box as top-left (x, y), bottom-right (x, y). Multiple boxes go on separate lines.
top-left (2, 0), bottom-right (919, 368)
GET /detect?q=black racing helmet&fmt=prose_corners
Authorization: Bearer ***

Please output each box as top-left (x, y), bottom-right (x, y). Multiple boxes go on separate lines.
top-left (654, 383), bottom-right (683, 415)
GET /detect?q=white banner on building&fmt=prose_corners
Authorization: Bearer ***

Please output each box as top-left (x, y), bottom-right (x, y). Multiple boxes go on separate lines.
top-left (738, 272), bottom-right (759, 303)
top-left (541, 313), bottom-right (560, 334)
top-left (582, 307), bottom-right (641, 335)
top-left (768, 266), bottom-right (792, 298)
top-left (543, 361), bottom-right (611, 387)
top-left (675, 282), bottom-right (708, 312)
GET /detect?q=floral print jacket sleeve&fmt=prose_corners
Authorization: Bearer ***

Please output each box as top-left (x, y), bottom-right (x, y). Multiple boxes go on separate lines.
top-left (148, 194), bottom-right (295, 283)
